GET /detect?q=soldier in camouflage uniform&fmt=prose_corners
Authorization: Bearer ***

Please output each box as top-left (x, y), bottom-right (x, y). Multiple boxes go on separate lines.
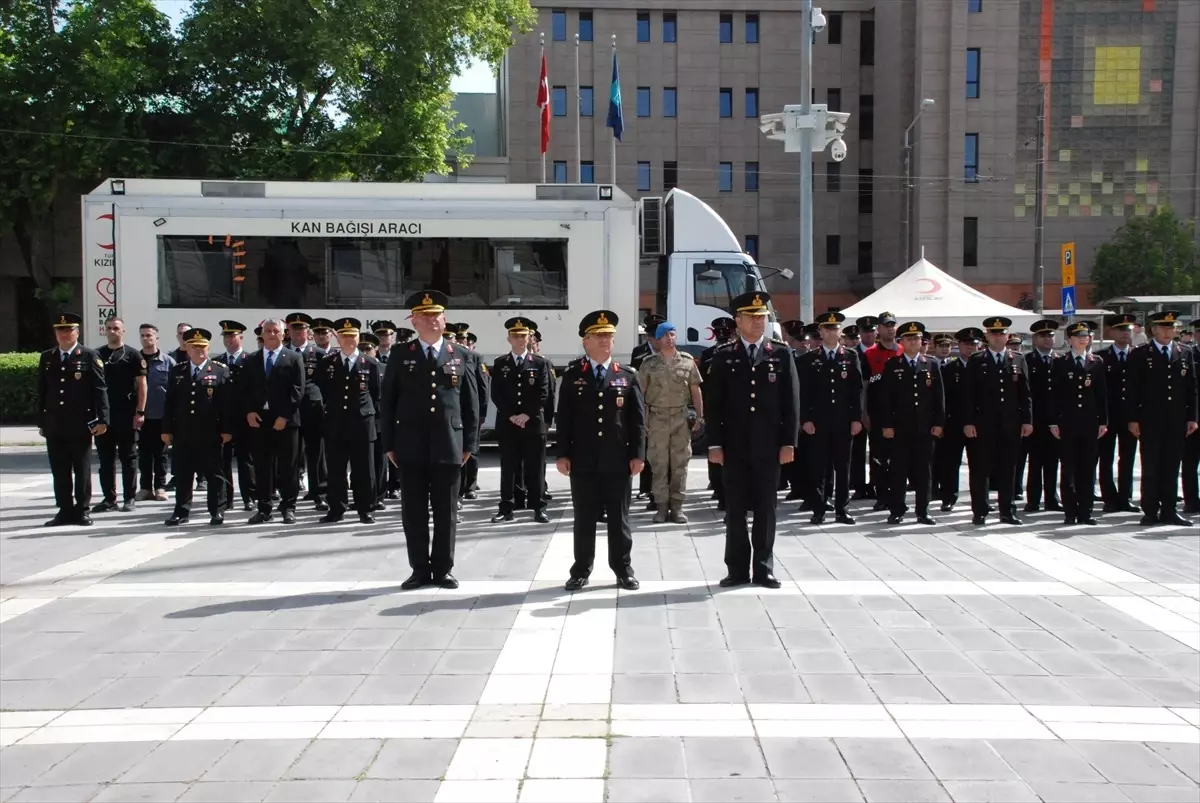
top-left (638, 321), bottom-right (704, 523)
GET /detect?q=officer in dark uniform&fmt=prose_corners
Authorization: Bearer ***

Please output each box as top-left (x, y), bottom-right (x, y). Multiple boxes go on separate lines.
top-left (453, 323), bottom-right (488, 502)
top-left (533, 326), bottom-right (557, 507)
top-left (707, 292), bottom-right (800, 589)
top-left (1127, 310), bottom-right (1198, 526)
top-left (162, 328), bottom-right (232, 526)
top-left (557, 310), bottom-right (645, 591)
top-left (877, 322), bottom-right (945, 524)
top-left (1180, 320), bottom-right (1199, 514)
top-left (315, 318), bottom-right (381, 524)
top-left (357, 331), bottom-right (389, 511)
top-left (370, 320), bottom-right (403, 502)
top-left (286, 312), bottom-right (329, 511)
top-left (934, 327), bottom-right (981, 511)
top-left (1023, 319), bottom-right (1062, 512)
top-left (1051, 321), bottom-right (1107, 525)
top-left (852, 316), bottom-right (878, 498)
top-left (780, 320), bottom-right (808, 502)
top-left (381, 291), bottom-right (480, 590)
top-left (491, 317), bottom-right (552, 524)
top-left (1008, 332), bottom-right (1027, 502)
top-left (797, 311), bottom-right (863, 525)
top-left (700, 316), bottom-right (736, 510)
top-left (94, 317), bottom-right (147, 513)
top-left (213, 320), bottom-right (256, 511)
top-left (311, 318), bottom-right (334, 351)
top-left (632, 313), bottom-right (664, 505)
top-left (37, 313), bottom-right (109, 527)
top-left (961, 317), bottom-right (1033, 525)
top-left (1095, 313), bottom-right (1139, 512)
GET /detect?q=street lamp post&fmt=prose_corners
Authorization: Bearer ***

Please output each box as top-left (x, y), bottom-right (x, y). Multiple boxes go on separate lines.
top-left (902, 98), bottom-right (935, 267)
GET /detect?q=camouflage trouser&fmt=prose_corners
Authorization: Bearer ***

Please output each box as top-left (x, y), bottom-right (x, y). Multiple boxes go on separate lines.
top-left (646, 407), bottom-right (692, 508)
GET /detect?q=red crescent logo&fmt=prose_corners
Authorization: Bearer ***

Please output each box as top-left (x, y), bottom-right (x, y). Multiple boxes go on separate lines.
top-left (97, 213), bottom-right (115, 251)
top-left (705, 326), bottom-right (715, 341)
top-left (916, 278), bottom-right (941, 294)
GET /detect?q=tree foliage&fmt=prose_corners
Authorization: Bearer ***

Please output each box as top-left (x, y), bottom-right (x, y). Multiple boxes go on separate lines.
top-left (1089, 208), bottom-right (1199, 304)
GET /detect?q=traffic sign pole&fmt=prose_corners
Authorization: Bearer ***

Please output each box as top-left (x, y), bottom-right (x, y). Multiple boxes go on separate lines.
top-left (1060, 242), bottom-right (1076, 322)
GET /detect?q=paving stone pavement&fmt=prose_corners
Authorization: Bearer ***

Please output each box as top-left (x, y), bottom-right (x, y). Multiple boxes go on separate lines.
top-left (1, 450), bottom-right (1197, 803)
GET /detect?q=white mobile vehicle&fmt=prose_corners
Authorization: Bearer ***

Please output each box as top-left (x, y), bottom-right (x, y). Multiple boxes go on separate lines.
top-left (82, 179), bottom-right (784, 362)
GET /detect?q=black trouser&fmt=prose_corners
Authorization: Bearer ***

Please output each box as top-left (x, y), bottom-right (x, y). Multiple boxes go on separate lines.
top-left (96, 425), bottom-right (137, 504)
top-left (400, 462), bottom-right (460, 576)
top-left (639, 461), bottom-right (654, 498)
top-left (810, 425), bottom-right (851, 512)
top-left (934, 426), bottom-right (966, 505)
top-left (138, 418), bottom-right (168, 492)
top-left (1138, 425), bottom-right (1186, 519)
top-left (1024, 425), bottom-right (1060, 506)
top-left (850, 428), bottom-right (869, 494)
top-left (868, 427), bottom-right (894, 503)
top-left (461, 452), bottom-right (480, 495)
top-left (221, 431), bottom-right (256, 507)
top-left (298, 406), bottom-right (327, 502)
top-left (569, 469), bottom-right (633, 579)
top-left (373, 437), bottom-right (388, 504)
top-left (172, 439), bottom-right (225, 517)
top-left (724, 457), bottom-right (781, 580)
top-left (254, 426), bottom-right (300, 513)
top-left (889, 434), bottom-right (934, 516)
top-left (1181, 431), bottom-right (1199, 510)
top-left (498, 425), bottom-right (547, 515)
top-left (708, 460), bottom-right (725, 505)
top-left (1098, 425), bottom-right (1137, 506)
top-left (967, 429), bottom-right (1020, 517)
top-left (326, 433), bottom-right (375, 515)
top-left (1060, 427), bottom-right (1099, 520)
top-left (386, 462), bottom-right (401, 494)
top-left (47, 436), bottom-right (93, 518)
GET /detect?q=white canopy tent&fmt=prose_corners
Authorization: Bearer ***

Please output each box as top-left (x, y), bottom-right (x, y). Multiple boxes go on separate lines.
top-left (840, 253), bottom-right (1039, 333)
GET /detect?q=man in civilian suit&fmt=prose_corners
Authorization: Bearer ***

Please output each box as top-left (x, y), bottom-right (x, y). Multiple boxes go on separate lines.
top-left (243, 317), bottom-right (305, 524)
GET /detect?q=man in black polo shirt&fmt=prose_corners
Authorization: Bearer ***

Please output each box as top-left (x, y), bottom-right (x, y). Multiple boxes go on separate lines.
top-left (94, 317), bottom-right (147, 513)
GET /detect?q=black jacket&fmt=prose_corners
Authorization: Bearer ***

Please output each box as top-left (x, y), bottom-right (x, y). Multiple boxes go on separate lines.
top-left (380, 340), bottom-right (480, 464)
top-left (1097, 345), bottom-right (1135, 427)
top-left (876, 353), bottom-right (945, 435)
top-left (555, 357), bottom-right (645, 471)
top-left (1025, 350), bottom-right (1056, 427)
top-left (1127, 342), bottom-right (1198, 432)
top-left (163, 359), bottom-right (232, 441)
top-left (1051, 353), bottom-right (1108, 431)
top-left (242, 347), bottom-right (305, 427)
top-left (37, 345), bottom-right (109, 438)
top-left (798, 345), bottom-right (863, 426)
top-left (960, 350), bottom-right (1032, 434)
top-left (491, 353), bottom-right (551, 434)
top-left (315, 352), bottom-right (382, 442)
top-left (291, 342), bottom-right (327, 405)
top-left (705, 338), bottom-right (800, 461)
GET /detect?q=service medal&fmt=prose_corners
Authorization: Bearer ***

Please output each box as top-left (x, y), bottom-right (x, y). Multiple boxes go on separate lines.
top-left (74, 372), bottom-right (81, 380)
top-left (207, 387), bottom-right (214, 397)
top-left (616, 396), bottom-right (625, 408)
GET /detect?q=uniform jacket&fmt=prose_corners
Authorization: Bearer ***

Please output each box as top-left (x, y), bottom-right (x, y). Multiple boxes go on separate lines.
top-left (1127, 341), bottom-right (1198, 432)
top-left (242, 347), bottom-right (305, 427)
top-left (315, 352), bottom-right (381, 442)
top-left (37, 344), bottom-right (109, 438)
top-left (291, 342), bottom-right (327, 407)
top-left (490, 352), bottom-right (551, 433)
top-left (463, 349), bottom-right (489, 424)
top-left (1051, 353), bottom-right (1108, 431)
top-left (960, 350), bottom-right (1032, 434)
top-left (639, 351), bottom-right (702, 411)
top-left (380, 339), bottom-right (480, 464)
top-left (1097, 344), bottom-right (1136, 427)
top-left (1024, 350), bottom-right (1057, 427)
top-left (543, 358), bottom-right (558, 428)
top-left (876, 353), bottom-right (945, 434)
top-left (555, 357), bottom-right (646, 471)
top-left (706, 338), bottom-right (800, 461)
top-left (630, 342), bottom-right (654, 370)
top-left (939, 355), bottom-right (968, 426)
top-left (163, 359), bottom-right (231, 441)
top-left (798, 345), bottom-right (863, 425)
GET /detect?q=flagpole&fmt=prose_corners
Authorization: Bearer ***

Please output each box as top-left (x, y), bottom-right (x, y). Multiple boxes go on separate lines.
top-left (575, 33), bottom-right (581, 182)
top-left (540, 33), bottom-right (547, 183)
top-left (610, 34), bottom-right (617, 186)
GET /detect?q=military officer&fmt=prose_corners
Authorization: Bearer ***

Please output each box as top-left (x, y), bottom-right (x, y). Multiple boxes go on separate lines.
top-left (286, 312), bottom-right (329, 511)
top-left (701, 316), bottom-right (736, 510)
top-left (162, 328), bottom-right (232, 526)
top-left (453, 323), bottom-right (488, 502)
top-left (862, 311), bottom-right (902, 511)
top-left (556, 310), bottom-right (645, 591)
top-left (1095, 313), bottom-right (1140, 512)
top-left (213, 320), bottom-right (256, 511)
top-left (1051, 321), bottom-right (1107, 525)
top-left (851, 316), bottom-right (877, 499)
top-left (961, 317), bottom-right (1033, 525)
top-left (312, 318), bottom-right (335, 351)
top-left (639, 321), bottom-right (704, 524)
top-left (315, 318), bottom-right (381, 524)
top-left (533, 326), bottom-right (557, 506)
top-left (632, 313), bottom-right (664, 505)
top-left (797, 311), bottom-right (863, 525)
top-left (93, 317), bottom-right (147, 514)
top-left (381, 291), bottom-right (480, 590)
top-left (1023, 319), bottom-right (1062, 512)
top-left (1127, 310), bottom-right (1198, 526)
top-left (1181, 320), bottom-right (1199, 514)
top-left (491, 317), bottom-right (552, 524)
top-left (707, 292), bottom-right (800, 589)
top-left (357, 331), bottom-right (389, 510)
top-left (37, 313), bottom-right (109, 527)
top-left (934, 328), bottom-right (981, 511)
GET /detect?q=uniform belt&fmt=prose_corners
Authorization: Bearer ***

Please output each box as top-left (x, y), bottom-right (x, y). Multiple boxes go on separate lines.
top-left (647, 404), bottom-right (688, 411)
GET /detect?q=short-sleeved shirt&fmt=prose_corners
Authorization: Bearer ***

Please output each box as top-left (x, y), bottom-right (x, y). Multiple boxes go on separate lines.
top-left (640, 351), bottom-right (702, 409)
top-left (96, 344), bottom-right (147, 412)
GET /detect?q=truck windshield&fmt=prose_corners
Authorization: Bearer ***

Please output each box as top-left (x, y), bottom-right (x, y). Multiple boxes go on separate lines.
top-left (692, 260), bottom-right (775, 318)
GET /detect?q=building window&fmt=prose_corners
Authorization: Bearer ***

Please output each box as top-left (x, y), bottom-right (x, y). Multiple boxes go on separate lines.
top-left (745, 235), bottom-right (758, 260)
top-left (554, 161), bottom-right (568, 183)
top-left (637, 11), bottom-right (651, 42)
top-left (746, 13), bottom-right (759, 43)
top-left (719, 88), bottom-right (732, 118)
top-left (826, 234), bottom-right (841, 265)
top-left (745, 162), bottom-right (759, 191)
top-left (664, 161), bottom-right (678, 190)
top-left (579, 11), bottom-right (593, 41)
top-left (719, 12), bottom-right (733, 43)
top-left (968, 0), bottom-right (982, 11)
top-left (827, 88), bottom-right (842, 112)
top-left (826, 161), bottom-right (841, 193)
top-left (745, 88), bottom-right (758, 118)
top-left (581, 162), bottom-right (595, 183)
top-left (966, 48), bottom-right (981, 98)
top-left (827, 11), bottom-right (842, 43)
top-left (718, 162), bottom-right (733, 192)
top-left (858, 169), bottom-right (873, 213)
top-left (637, 87), bottom-right (651, 117)
top-left (637, 161), bottom-right (651, 191)
top-left (663, 87), bottom-right (677, 117)
top-left (552, 9), bottom-right (566, 40)
top-left (857, 241), bottom-right (873, 274)
top-left (552, 86), bottom-right (567, 116)
top-left (859, 94), bottom-right (874, 139)
top-left (663, 11), bottom-right (677, 42)
top-left (860, 20), bottom-right (874, 65)
top-left (963, 217), bottom-right (979, 266)
top-left (964, 133), bottom-right (979, 182)
top-left (579, 86), bottom-right (594, 117)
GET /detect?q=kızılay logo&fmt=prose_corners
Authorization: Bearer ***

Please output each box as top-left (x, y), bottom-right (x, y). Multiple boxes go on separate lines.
top-left (97, 212), bottom-right (115, 250)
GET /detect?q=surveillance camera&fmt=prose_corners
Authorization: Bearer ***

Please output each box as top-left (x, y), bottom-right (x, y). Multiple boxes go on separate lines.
top-left (811, 7), bottom-right (827, 33)
top-left (829, 138), bottom-right (847, 162)
top-left (759, 113), bottom-right (782, 135)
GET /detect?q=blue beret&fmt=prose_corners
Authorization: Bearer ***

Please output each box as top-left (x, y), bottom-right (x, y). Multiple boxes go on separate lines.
top-left (655, 321), bottom-right (676, 339)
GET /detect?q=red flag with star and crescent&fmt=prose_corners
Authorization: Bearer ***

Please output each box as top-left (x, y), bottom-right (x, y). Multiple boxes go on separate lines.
top-left (537, 51), bottom-right (550, 155)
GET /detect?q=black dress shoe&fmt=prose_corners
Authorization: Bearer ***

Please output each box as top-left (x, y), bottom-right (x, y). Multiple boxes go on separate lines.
top-left (435, 574), bottom-right (459, 589)
top-left (916, 515), bottom-right (936, 525)
top-left (887, 514), bottom-right (903, 525)
top-left (544, 492), bottom-right (554, 501)
top-left (565, 576), bottom-right (589, 591)
top-left (44, 514), bottom-right (71, 527)
top-left (598, 511), bottom-right (608, 523)
top-left (314, 500), bottom-right (330, 512)
top-left (209, 514), bottom-right (224, 526)
top-left (243, 501), bottom-right (256, 511)
top-left (1000, 514), bottom-right (1022, 525)
top-left (165, 515), bottom-right (188, 526)
top-left (358, 513), bottom-right (375, 524)
top-left (534, 510), bottom-right (551, 523)
top-left (492, 512), bottom-right (514, 523)
top-left (1120, 501), bottom-right (1141, 513)
top-left (1023, 503), bottom-right (1040, 513)
top-left (644, 500), bottom-right (657, 511)
top-left (77, 513), bottom-right (93, 526)
top-left (719, 574), bottom-right (750, 588)
top-left (321, 511), bottom-right (344, 523)
top-left (754, 574), bottom-right (783, 589)
top-left (835, 512), bottom-right (856, 525)
top-left (1078, 517), bottom-right (1098, 526)
top-left (248, 511), bottom-right (273, 524)
top-left (1063, 516), bottom-right (1077, 525)
top-left (464, 490), bottom-right (478, 500)
top-left (784, 490), bottom-right (805, 501)
top-left (809, 512), bottom-right (826, 525)
top-left (716, 501), bottom-right (726, 512)
top-left (941, 502), bottom-right (955, 512)
top-left (281, 510), bottom-right (297, 524)
top-left (401, 572), bottom-right (430, 590)
top-left (386, 489), bottom-right (400, 500)
top-left (91, 500), bottom-right (118, 514)
top-left (617, 574), bottom-right (640, 591)
top-left (120, 501), bottom-right (136, 512)
top-left (373, 502), bottom-right (386, 511)
top-left (1139, 514), bottom-right (1159, 526)
top-left (1046, 501), bottom-right (1063, 512)
top-left (1160, 512), bottom-right (1194, 527)
top-left (972, 515), bottom-right (987, 526)
top-left (872, 501), bottom-right (889, 512)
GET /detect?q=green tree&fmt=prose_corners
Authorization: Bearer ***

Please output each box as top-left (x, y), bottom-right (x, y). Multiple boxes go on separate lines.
top-left (1089, 208), bottom-right (1200, 304)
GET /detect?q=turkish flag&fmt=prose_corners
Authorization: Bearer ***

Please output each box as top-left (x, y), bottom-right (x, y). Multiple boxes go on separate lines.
top-left (537, 52), bottom-right (550, 155)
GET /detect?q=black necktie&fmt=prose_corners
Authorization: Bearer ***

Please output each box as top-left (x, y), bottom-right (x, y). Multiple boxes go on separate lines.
top-left (596, 364), bottom-right (606, 382)
top-left (1119, 351), bottom-right (1125, 363)
top-left (345, 357), bottom-right (351, 372)
top-left (1077, 356), bottom-right (1084, 370)
top-left (427, 346), bottom-right (435, 362)
top-left (60, 352), bottom-right (68, 366)
top-left (192, 365), bottom-right (199, 379)
top-left (516, 355), bottom-right (523, 368)
top-left (1162, 345), bottom-right (1170, 360)
top-left (747, 344), bottom-right (757, 360)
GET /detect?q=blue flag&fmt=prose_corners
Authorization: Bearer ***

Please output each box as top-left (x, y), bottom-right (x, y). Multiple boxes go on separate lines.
top-left (606, 49), bottom-right (623, 142)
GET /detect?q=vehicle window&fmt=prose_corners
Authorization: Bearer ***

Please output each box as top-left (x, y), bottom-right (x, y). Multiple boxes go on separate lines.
top-left (692, 261), bottom-right (757, 311)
